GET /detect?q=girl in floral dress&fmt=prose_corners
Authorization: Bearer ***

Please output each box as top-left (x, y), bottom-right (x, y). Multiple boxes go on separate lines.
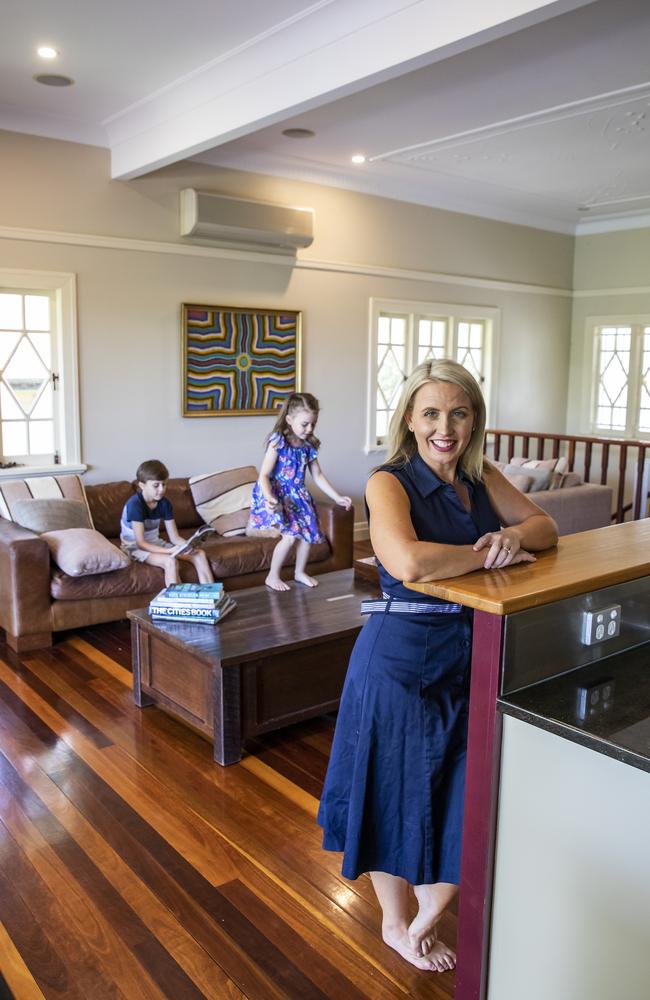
top-left (248, 392), bottom-right (352, 591)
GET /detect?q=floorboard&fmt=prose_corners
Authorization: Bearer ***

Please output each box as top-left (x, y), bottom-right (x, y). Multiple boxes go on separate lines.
top-left (0, 546), bottom-right (456, 998)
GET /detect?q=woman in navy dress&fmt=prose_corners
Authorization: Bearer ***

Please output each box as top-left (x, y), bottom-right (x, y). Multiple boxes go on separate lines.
top-left (318, 359), bottom-right (557, 973)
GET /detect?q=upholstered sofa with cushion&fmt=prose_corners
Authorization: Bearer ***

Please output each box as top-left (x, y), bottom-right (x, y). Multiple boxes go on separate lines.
top-left (0, 472), bottom-right (354, 652)
top-left (493, 456), bottom-right (613, 536)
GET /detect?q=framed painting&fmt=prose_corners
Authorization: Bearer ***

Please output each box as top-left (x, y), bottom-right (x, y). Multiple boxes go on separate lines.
top-left (181, 304), bottom-right (302, 417)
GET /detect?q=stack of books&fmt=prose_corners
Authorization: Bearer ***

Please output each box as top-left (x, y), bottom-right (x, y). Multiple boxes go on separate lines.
top-left (149, 582), bottom-right (236, 625)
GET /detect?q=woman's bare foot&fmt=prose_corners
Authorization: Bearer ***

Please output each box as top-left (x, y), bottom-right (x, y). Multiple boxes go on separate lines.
top-left (419, 933), bottom-right (455, 972)
top-left (265, 574), bottom-right (290, 591)
top-left (294, 571), bottom-right (318, 587)
top-left (382, 924), bottom-right (437, 972)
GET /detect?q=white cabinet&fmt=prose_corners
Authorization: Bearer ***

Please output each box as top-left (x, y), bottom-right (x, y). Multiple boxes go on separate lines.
top-left (487, 716), bottom-right (650, 1000)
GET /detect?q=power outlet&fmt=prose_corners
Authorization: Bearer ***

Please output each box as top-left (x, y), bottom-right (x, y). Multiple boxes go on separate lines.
top-left (575, 677), bottom-right (616, 722)
top-left (581, 604), bottom-right (621, 645)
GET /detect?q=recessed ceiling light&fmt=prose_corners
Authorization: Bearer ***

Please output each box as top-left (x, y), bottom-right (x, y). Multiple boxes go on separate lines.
top-left (351, 154), bottom-right (366, 164)
top-left (33, 73), bottom-right (74, 87)
top-left (282, 128), bottom-right (315, 139)
top-left (37, 46), bottom-right (58, 59)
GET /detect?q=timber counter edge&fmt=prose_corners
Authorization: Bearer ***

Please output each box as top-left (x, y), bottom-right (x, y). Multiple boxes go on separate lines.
top-left (405, 520), bottom-right (650, 615)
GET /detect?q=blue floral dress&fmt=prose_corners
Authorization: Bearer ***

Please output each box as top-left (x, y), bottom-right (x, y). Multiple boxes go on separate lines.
top-left (248, 432), bottom-right (325, 543)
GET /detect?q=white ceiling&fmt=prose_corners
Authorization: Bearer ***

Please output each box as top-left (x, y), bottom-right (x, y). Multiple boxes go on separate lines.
top-left (2, 0), bottom-right (649, 235)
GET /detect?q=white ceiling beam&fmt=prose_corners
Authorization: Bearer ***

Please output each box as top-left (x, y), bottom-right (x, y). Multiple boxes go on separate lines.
top-left (108, 0), bottom-right (595, 179)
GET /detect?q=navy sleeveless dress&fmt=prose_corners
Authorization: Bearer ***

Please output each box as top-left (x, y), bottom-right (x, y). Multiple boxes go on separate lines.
top-left (317, 454), bottom-right (500, 885)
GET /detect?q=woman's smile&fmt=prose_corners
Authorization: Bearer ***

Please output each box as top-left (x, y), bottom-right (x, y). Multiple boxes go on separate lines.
top-left (407, 381), bottom-right (474, 479)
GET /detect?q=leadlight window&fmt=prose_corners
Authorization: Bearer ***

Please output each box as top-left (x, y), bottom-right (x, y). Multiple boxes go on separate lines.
top-left (369, 299), bottom-right (496, 450)
top-left (0, 291), bottom-right (57, 462)
top-left (593, 323), bottom-right (650, 436)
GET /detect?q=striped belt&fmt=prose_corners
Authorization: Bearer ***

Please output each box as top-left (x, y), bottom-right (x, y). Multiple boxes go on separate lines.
top-left (360, 592), bottom-right (463, 615)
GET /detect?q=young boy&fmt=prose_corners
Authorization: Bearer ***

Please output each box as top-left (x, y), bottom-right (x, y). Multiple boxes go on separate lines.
top-left (120, 459), bottom-right (215, 587)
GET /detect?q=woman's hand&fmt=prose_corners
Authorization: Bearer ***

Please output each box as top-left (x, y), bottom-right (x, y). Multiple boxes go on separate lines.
top-left (473, 530), bottom-right (536, 569)
top-left (336, 495), bottom-right (352, 510)
top-left (264, 494), bottom-right (279, 511)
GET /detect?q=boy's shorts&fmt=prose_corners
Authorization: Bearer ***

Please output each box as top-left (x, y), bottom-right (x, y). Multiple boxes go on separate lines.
top-left (121, 538), bottom-right (176, 563)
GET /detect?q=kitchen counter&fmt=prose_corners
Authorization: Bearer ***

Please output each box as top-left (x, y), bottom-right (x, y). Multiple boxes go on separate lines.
top-left (499, 641), bottom-right (650, 774)
top-left (405, 518), bottom-right (650, 614)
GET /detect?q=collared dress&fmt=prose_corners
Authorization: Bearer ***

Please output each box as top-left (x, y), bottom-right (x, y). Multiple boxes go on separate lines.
top-left (317, 454), bottom-right (500, 885)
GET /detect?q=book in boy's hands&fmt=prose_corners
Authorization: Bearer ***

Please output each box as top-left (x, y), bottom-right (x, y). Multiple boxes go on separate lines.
top-left (172, 525), bottom-right (217, 557)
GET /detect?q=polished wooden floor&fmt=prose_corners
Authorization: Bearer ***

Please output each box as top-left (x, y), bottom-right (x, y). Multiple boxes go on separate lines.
top-left (0, 548), bottom-right (456, 999)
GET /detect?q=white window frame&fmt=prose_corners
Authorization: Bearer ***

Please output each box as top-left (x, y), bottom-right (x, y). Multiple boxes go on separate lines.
top-left (366, 297), bottom-right (499, 453)
top-left (0, 269), bottom-right (84, 478)
top-left (587, 313), bottom-right (650, 440)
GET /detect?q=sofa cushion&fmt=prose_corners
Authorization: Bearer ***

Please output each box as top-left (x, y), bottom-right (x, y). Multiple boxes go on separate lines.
top-left (43, 528), bottom-right (130, 577)
top-left (503, 463), bottom-right (551, 492)
top-left (85, 480), bottom-right (133, 538)
top-left (0, 474), bottom-right (94, 525)
top-left (190, 467), bottom-right (257, 536)
top-left (203, 534), bottom-right (330, 577)
top-left (503, 472), bottom-right (535, 493)
top-left (12, 497), bottom-right (92, 533)
top-left (50, 556), bottom-right (164, 600)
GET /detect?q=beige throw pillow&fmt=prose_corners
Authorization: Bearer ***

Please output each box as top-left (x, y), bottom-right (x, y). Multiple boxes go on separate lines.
top-left (0, 473), bottom-right (94, 525)
top-left (503, 472), bottom-right (535, 493)
top-left (12, 497), bottom-right (91, 533)
top-left (503, 463), bottom-right (551, 492)
top-left (189, 467), bottom-right (257, 536)
top-left (43, 528), bottom-right (130, 576)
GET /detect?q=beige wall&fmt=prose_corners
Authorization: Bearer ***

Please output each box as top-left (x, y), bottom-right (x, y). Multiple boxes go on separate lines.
top-left (0, 129), bottom-right (575, 514)
top-left (567, 228), bottom-right (650, 433)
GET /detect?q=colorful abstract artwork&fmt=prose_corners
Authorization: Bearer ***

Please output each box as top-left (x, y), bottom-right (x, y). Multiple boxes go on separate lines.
top-left (182, 304), bottom-right (301, 416)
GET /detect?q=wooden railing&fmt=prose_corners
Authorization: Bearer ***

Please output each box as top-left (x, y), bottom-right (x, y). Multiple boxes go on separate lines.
top-left (485, 429), bottom-right (650, 523)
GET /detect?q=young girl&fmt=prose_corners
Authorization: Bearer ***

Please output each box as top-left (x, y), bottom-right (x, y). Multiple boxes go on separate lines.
top-left (248, 392), bottom-right (352, 591)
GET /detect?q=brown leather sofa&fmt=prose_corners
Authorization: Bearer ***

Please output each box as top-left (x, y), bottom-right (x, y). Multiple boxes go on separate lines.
top-left (0, 477), bottom-right (354, 652)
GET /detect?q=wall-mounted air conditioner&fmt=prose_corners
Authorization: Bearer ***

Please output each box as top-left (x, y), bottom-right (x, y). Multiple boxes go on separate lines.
top-left (179, 189), bottom-right (314, 255)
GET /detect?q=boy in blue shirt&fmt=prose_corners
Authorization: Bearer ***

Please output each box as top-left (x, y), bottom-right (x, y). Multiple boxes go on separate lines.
top-left (120, 459), bottom-right (215, 587)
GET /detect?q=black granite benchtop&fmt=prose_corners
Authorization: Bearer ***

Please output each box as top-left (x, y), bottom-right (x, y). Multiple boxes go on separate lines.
top-left (498, 641), bottom-right (650, 775)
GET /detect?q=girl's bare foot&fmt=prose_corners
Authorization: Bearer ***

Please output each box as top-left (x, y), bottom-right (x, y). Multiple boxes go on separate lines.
top-left (382, 924), bottom-right (437, 972)
top-left (265, 574), bottom-right (290, 591)
top-left (294, 571), bottom-right (318, 587)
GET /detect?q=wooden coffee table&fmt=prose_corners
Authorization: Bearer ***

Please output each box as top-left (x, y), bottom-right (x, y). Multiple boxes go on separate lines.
top-left (128, 569), bottom-right (375, 765)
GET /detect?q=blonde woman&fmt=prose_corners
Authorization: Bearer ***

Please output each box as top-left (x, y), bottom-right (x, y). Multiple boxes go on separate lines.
top-left (318, 360), bottom-right (557, 973)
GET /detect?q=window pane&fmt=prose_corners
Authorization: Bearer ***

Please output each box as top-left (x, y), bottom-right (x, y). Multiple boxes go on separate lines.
top-left (29, 421), bottom-right (54, 455)
top-left (389, 317), bottom-right (406, 345)
top-left (595, 326), bottom-right (631, 430)
top-left (470, 323), bottom-right (483, 348)
top-left (418, 318), bottom-right (445, 351)
top-left (0, 383), bottom-right (24, 419)
top-left (2, 421), bottom-right (28, 456)
top-left (378, 316), bottom-right (391, 344)
top-left (3, 337), bottom-right (49, 413)
top-left (29, 332), bottom-right (52, 368)
top-left (418, 320), bottom-right (432, 347)
top-left (456, 321), bottom-right (484, 384)
top-left (638, 327), bottom-right (650, 432)
top-left (457, 322), bottom-right (470, 348)
top-left (0, 331), bottom-right (20, 369)
top-left (31, 382), bottom-right (53, 419)
top-left (25, 295), bottom-right (50, 331)
top-left (376, 410), bottom-right (388, 438)
top-left (0, 294), bottom-right (22, 330)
